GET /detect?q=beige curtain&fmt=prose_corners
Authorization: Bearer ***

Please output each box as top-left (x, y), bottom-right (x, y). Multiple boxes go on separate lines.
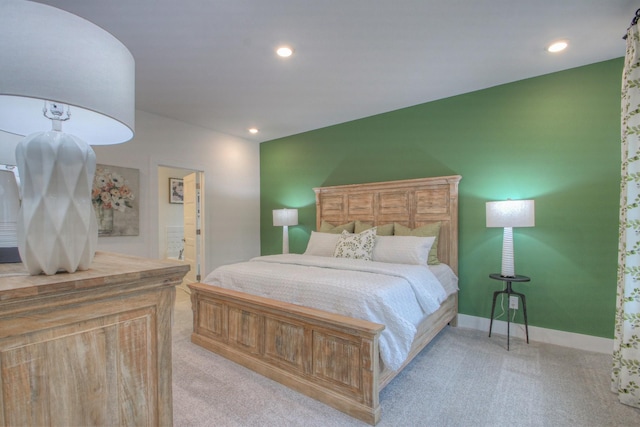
top-left (613, 21), bottom-right (640, 409)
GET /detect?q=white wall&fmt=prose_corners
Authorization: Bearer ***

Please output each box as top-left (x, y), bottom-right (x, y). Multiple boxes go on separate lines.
top-left (0, 110), bottom-right (261, 277)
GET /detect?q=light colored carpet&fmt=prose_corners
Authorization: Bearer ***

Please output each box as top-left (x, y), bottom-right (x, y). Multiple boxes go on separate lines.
top-left (171, 287), bottom-right (639, 426)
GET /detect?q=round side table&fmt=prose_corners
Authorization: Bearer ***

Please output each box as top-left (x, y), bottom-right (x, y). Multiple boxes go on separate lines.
top-left (488, 273), bottom-right (530, 350)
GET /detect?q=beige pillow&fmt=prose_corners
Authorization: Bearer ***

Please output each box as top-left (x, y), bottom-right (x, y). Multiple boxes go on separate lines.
top-left (319, 220), bottom-right (355, 234)
top-left (372, 236), bottom-right (435, 265)
top-left (354, 220), bottom-right (394, 236)
top-left (393, 222), bottom-right (441, 265)
top-left (303, 231), bottom-right (341, 257)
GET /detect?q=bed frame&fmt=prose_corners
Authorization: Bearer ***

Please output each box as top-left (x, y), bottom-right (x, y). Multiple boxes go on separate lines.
top-left (189, 175), bottom-right (461, 425)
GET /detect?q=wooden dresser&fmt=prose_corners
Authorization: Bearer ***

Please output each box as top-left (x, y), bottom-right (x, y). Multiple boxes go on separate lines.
top-left (0, 251), bottom-right (189, 426)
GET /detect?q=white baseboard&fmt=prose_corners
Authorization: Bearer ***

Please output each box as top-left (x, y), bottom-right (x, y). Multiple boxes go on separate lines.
top-left (457, 314), bottom-right (614, 354)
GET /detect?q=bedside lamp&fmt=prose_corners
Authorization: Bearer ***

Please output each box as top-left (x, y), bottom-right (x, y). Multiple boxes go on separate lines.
top-left (273, 208), bottom-right (298, 254)
top-left (486, 199), bottom-right (535, 277)
top-left (0, 2), bottom-right (135, 275)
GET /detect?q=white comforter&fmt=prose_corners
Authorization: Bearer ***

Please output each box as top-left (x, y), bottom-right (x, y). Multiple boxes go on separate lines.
top-left (202, 254), bottom-right (457, 371)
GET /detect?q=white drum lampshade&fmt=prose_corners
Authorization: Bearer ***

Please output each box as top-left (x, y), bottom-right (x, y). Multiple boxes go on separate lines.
top-left (486, 199), bottom-right (535, 277)
top-left (0, 1), bottom-right (135, 275)
top-left (273, 208), bottom-right (298, 254)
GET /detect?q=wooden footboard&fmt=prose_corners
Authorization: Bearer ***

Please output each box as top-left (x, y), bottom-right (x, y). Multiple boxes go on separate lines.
top-left (189, 282), bottom-right (385, 424)
top-left (189, 282), bottom-right (457, 425)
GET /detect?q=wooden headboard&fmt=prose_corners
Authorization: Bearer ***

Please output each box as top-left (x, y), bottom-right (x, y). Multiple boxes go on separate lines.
top-left (313, 175), bottom-right (462, 274)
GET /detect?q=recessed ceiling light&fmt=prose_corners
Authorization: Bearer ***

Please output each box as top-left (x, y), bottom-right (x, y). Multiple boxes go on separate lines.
top-left (547, 41), bottom-right (568, 53)
top-left (276, 46), bottom-right (293, 58)
top-left (248, 128), bottom-right (259, 134)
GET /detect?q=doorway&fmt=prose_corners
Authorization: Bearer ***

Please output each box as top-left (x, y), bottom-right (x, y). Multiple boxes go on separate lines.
top-left (158, 165), bottom-right (204, 287)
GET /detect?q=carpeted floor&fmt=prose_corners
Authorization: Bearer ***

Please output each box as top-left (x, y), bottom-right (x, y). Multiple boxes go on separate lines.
top-left (171, 287), bottom-right (640, 426)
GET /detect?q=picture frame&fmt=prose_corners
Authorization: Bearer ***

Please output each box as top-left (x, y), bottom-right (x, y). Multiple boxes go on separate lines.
top-left (92, 164), bottom-right (140, 237)
top-left (169, 178), bottom-right (184, 204)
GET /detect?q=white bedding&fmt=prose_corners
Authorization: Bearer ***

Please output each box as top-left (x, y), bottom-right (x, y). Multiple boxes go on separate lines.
top-left (202, 254), bottom-right (458, 371)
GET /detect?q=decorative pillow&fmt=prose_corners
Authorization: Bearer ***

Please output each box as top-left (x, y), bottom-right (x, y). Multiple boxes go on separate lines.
top-left (319, 220), bottom-right (355, 234)
top-left (333, 228), bottom-right (377, 260)
top-left (394, 222), bottom-right (442, 265)
top-left (354, 220), bottom-right (394, 236)
top-left (303, 231), bottom-right (342, 257)
top-left (372, 236), bottom-right (435, 265)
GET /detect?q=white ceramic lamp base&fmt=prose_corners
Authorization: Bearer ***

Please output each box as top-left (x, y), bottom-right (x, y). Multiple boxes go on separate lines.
top-left (501, 226), bottom-right (515, 277)
top-left (16, 130), bottom-right (98, 275)
top-left (282, 225), bottom-right (289, 254)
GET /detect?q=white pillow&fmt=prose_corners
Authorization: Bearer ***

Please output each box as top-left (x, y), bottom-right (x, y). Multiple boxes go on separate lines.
top-left (372, 235), bottom-right (435, 265)
top-left (333, 228), bottom-right (377, 260)
top-left (304, 231), bottom-right (342, 256)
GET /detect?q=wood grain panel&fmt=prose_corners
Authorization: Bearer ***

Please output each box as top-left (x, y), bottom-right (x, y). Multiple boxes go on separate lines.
top-left (228, 306), bottom-right (262, 354)
top-left (378, 191), bottom-right (410, 215)
top-left (415, 188), bottom-right (449, 216)
top-left (347, 193), bottom-right (375, 222)
top-left (264, 317), bottom-right (305, 371)
top-left (1, 310), bottom-right (157, 427)
top-left (377, 190), bottom-right (411, 225)
top-left (118, 316), bottom-right (155, 426)
top-left (313, 331), bottom-right (361, 391)
top-left (196, 298), bottom-right (226, 340)
top-left (3, 344), bottom-right (58, 426)
top-left (319, 194), bottom-right (346, 225)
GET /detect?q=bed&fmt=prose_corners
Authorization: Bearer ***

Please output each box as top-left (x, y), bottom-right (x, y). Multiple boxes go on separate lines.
top-left (189, 175), bottom-right (461, 425)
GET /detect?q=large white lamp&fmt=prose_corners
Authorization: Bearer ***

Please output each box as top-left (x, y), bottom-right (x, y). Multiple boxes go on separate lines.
top-left (486, 199), bottom-right (535, 277)
top-left (0, 1), bottom-right (135, 275)
top-left (273, 208), bottom-right (298, 254)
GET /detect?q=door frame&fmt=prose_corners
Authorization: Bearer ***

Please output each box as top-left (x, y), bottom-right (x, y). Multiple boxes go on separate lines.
top-left (154, 160), bottom-right (205, 281)
top-left (182, 171), bottom-right (204, 284)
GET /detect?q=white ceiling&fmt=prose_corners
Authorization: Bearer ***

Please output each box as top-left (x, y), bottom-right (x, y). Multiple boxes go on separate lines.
top-left (35, 0), bottom-right (635, 143)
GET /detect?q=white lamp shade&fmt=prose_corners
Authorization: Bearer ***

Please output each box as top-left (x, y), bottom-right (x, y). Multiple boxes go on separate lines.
top-left (273, 209), bottom-right (298, 226)
top-left (0, 1), bottom-right (135, 145)
top-left (486, 200), bottom-right (535, 228)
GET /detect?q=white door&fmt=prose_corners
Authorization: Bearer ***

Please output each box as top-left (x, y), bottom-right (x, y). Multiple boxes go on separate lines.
top-left (183, 172), bottom-right (203, 284)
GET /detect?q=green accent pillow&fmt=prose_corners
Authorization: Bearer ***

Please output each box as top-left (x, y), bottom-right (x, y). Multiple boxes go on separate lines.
top-left (319, 220), bottom-right (355, 234)
top-left (354, 220), bottom-right (394, 236)
top-left (393, 222), bottom-right (441, 265)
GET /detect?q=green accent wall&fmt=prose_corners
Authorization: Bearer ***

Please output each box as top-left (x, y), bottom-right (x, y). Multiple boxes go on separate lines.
top-left (260, 58), bottom-right (623, 339)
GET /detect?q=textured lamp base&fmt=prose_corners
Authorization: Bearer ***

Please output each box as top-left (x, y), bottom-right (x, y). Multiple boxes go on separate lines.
top-left (501, 226), bottom-right (515, 277)
top-left (16, 131), bottom-right (98, 275)
top-left (282, 225), bottom-right (290, 254)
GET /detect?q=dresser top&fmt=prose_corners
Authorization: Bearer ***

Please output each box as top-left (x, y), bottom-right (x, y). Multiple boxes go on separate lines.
top-left (0, 251), bottom-right (190, 303)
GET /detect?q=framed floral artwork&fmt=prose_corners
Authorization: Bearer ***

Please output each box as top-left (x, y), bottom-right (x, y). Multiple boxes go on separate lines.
top-left (92, 164), bottom-right (140, 236)
top-left (169, 177), bottom-right (184, 204)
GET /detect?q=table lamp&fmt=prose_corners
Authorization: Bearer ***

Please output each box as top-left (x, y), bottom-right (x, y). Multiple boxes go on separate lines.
top-left (0, 1), bottom-right (135, 275)
top-left (486, 199), bottom-right (535, 277)
top-left (273, 208), bottom-right (298, 254)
